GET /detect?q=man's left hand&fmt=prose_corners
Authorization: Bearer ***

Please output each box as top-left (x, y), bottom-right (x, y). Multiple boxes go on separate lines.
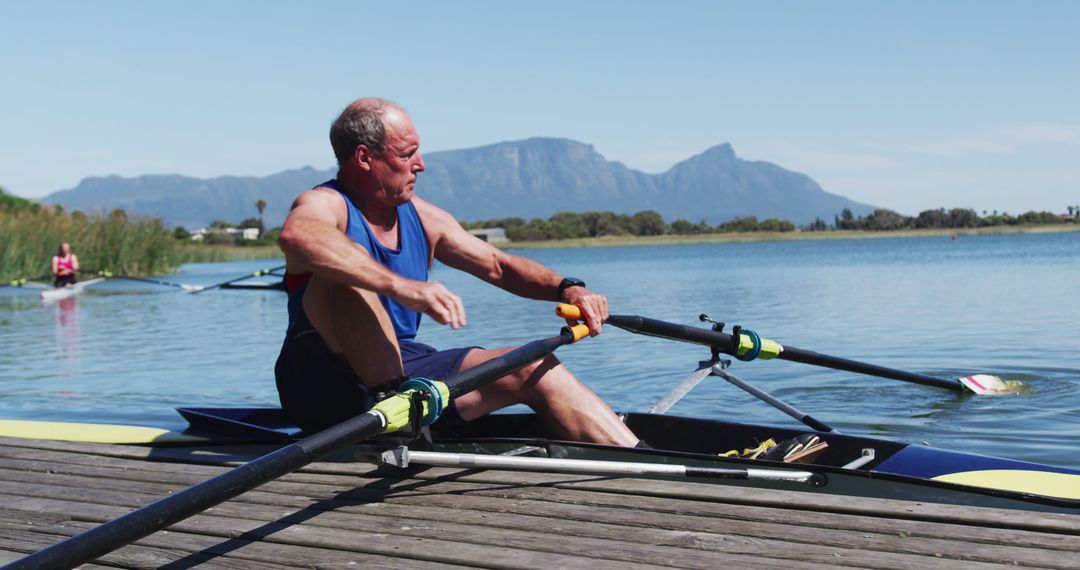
top-left (562, 287), bottom-right (609, 336)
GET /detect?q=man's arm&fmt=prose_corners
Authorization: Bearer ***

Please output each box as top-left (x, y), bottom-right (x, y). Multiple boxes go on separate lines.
top-left (279, 190), bottom-right (466, 328)
top-left (415, 198), bottom-right (608, 334)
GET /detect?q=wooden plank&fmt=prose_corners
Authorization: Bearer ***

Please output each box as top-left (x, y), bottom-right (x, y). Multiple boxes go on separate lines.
top-left (4, 452), bottom-right (1079, 561)
top-left (8, 442), bottom-right (1080, 544)
top-left (155, 491), bottom-right (1079, 570)
top-left (5, 436), bottom-right (1078, 533)
top-left (0, 484), bottom-right (848, 570)
top-left (0, 549), bottom-right (114, 570)
top-left (0, 520), bottom-right (296, 570)
top-left (1, 511), bottom-right (680, 570)
top-left (0, 517), bottom-right (454, 570)
top-left (2, 437), bottom-right (1078, 568)
top-left (6, 449), bottom-right (1079, 562)
top-left (0, 470), bottom-right (1066, 569)
top-left (0, 436), bottom-right (281, 463)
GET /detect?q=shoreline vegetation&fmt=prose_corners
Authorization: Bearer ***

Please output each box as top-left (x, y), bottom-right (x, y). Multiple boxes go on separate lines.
top-left (466, 207), bottom-right (1079, 249)
top-left (1, 188), bottom-right (282, 281)
top-left (498, 223), bottom-right (1080, 249)
top-left (3, 186), bottom-right (1077, 278)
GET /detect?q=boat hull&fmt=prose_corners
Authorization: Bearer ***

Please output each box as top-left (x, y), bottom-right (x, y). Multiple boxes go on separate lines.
top-left (177, 407), bottom-right (1080, 514)
top-left (39, 277), bottom-right (104, 301)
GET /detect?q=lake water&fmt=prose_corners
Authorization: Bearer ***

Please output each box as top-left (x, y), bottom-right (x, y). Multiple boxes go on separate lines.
top-left (1, 232), bottom-right (1078, 468)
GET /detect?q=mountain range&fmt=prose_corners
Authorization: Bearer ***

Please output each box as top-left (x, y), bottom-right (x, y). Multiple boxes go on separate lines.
top-left (43, 138), bottom-right (874, 229)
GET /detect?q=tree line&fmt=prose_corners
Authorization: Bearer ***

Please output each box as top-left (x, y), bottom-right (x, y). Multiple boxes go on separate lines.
top-left (464, 206), bottom-right (1077, 242)
top-left (462, 211), bottom-right (796, 241)
top-left (821, 207), bottom-right (1075, 232)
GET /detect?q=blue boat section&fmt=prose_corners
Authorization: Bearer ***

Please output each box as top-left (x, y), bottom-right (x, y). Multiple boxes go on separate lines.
top-left (876, 445), bottom-right (1080, 500)
top-left (876, 444), bottom-right (1080, 478)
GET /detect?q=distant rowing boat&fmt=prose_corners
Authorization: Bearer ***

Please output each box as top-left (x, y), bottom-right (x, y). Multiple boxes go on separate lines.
top-left (39, 277), bottom-right (105, 302)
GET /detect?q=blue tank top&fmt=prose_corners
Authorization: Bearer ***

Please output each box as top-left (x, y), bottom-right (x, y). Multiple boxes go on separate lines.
top-left (286, 180), bottom-right (430, 342)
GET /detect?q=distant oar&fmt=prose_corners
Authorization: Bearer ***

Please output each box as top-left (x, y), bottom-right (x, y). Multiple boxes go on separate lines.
top-left (2, 274), bottom-right (52, 289)
top-left (556, 305), bottom-right (1017, 395)
top-left (88, 270), bottom-right (204, 292)
top-left (9, 321), bottom-right (592, 570)
top-left (189, 265), bottom-right (285, 294)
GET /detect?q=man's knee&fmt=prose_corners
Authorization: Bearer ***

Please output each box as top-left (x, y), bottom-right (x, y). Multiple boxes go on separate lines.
top-left (511, 354), bottom-right (564, 402)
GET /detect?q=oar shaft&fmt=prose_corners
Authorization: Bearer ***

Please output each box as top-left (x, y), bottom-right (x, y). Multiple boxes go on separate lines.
top-left (11, 326), bottom-right (585, 570)
top-left (604, 314), bottom-right (962, 392)
top-left (191, 265), bottom-right (286, 294)
top-left (116, 275), bottom-right (194, 290)
top-left (777, 345), bottom-right (961, 392)
top-left (445, 334), bottom-right (575, 397)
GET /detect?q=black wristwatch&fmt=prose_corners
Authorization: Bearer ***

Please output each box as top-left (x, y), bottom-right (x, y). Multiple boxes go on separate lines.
top-left (557, 277), bottom-right (586, 301)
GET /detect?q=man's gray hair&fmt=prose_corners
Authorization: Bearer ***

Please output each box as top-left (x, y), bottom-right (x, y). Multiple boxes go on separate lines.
top-left (329, 98), bottom-right (402, 165)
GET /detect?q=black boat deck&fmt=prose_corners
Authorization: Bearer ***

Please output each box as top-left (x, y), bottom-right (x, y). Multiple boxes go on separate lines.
top-left (0, 435), bottom-right (1077, 569)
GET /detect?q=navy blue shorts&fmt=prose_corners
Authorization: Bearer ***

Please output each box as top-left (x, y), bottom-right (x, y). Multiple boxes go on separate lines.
top-left (275, 307), bottom-right (478, 434)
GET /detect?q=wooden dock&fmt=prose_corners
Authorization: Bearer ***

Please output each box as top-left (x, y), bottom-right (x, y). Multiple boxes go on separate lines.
top-left (0, 435), bottom-right (1077, 569)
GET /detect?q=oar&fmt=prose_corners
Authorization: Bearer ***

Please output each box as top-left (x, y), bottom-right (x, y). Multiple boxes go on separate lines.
top-left (556, 304), bottom-right (1016, 395)
top-left (2, 274), bottom-right (52, 289)
top-left (189, 265), bottom-right (286, 294)
top-left (86, 270), bottom-right (204, 292)
top-left (380, 448), bottom-right (825, 486)
top-left (8, 321), bottom-right (592, 570)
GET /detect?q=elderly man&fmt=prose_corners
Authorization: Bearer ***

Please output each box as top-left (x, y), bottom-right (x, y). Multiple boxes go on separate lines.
top-left (276, 98), bottom-right (640, 446)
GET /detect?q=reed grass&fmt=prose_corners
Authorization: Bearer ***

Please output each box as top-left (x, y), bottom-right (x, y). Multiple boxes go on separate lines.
top-left (1, 207), bottom-right (282, 281)
top-left (1, 208), bottom-right (178, 280)
top-left (176, 243), bottom-right (284, 263)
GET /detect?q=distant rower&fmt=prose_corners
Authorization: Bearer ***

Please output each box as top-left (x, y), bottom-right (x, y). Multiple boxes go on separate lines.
top-left (52, 242), bottom-right (79, 288)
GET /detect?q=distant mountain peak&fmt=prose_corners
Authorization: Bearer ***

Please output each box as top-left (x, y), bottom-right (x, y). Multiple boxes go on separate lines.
top-left (44, 138), bottom-right (874, 228)
top-left (700, 142), bottom-right (736, 160)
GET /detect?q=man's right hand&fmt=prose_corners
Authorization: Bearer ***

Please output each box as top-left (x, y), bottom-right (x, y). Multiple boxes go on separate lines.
top-left (398, 280), bottom-right (467, 329)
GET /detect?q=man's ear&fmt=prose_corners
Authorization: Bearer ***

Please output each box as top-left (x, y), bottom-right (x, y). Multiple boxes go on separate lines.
top-left (354, 145), bottom-right (373, 171)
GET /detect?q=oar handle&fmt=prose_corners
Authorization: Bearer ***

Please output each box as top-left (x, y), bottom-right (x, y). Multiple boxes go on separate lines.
top-left (556, 303), bottom-right (583, 320)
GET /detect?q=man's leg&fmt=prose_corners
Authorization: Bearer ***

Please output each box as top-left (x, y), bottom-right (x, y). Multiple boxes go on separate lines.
top-left (301, 276), bottom-right (403, 387)
top-left (451, 348), bottom-right (639, 447)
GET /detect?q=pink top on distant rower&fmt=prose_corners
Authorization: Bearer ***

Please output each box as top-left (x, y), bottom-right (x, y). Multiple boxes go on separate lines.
top-left (51, 242), bottom-right (79, 287)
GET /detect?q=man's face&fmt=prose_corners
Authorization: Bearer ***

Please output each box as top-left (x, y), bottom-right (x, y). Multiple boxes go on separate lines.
top-left (366, 109), bottom-right (425, 206)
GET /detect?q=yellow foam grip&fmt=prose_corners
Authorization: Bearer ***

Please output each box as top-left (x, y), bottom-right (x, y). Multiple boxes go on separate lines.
top-left (737, 334), bottom-right (784, 359)
top-left (374, 381), bottom-right (451, 434)
top-left (556, 303), bottom-right (582, 320)
top-left (568, 324), bottom-right (590, 342)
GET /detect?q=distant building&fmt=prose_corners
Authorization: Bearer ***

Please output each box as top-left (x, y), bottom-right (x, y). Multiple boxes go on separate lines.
top-left (189, 227), bottom-right (260, 241)
top-left (468, 227), bottom-right (509, 244)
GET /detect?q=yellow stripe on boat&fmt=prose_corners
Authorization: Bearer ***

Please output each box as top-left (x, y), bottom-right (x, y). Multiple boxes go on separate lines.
top-left (932, 470), bottom-right (1080, 500)
top-left (0, 419), bottom-right (208, 444)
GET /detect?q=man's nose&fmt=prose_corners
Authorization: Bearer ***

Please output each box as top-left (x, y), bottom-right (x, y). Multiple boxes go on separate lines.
top-left (414, 153), bottom-right (426, 172)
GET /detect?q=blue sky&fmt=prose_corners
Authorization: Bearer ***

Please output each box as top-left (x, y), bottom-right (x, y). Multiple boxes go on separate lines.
top-left (2, 1), bottom-right (1078, 215)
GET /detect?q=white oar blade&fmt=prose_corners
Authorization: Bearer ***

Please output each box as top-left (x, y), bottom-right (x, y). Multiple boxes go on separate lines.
top-left (958, 374), bottom-right (1023, 395)
top-left (182, 284), bottom-right (205, 292)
